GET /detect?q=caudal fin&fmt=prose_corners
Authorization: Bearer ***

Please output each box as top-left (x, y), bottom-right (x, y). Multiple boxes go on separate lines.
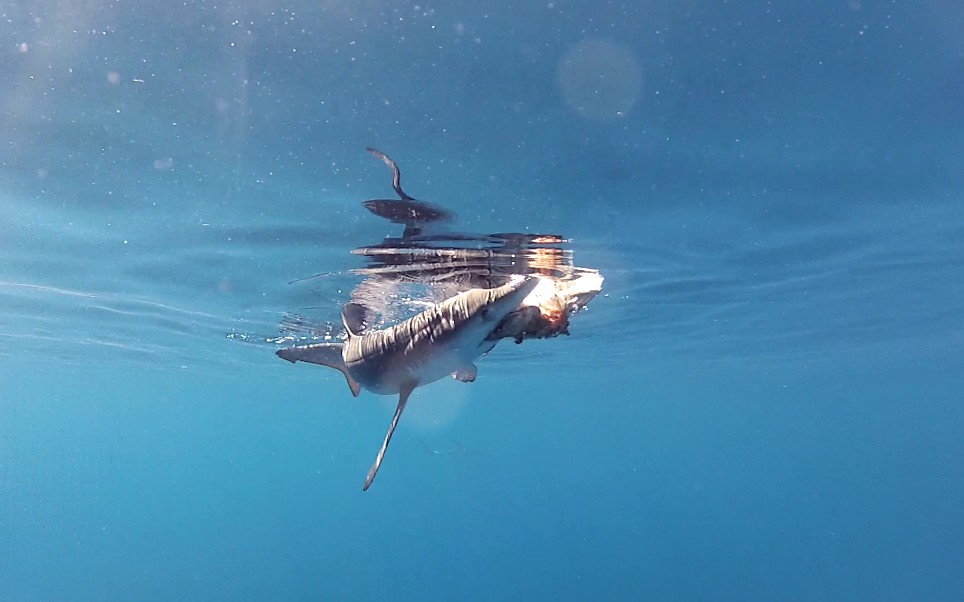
top-left (363, 382), bottom-right (416, 491)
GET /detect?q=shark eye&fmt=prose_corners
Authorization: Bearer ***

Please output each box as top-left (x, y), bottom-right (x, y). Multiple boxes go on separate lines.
top-left (481, 308), bottom-right (490, 319)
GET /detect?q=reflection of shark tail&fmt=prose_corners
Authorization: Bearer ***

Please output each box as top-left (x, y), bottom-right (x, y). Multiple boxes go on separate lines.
top-left (361, 199), bottom-right (453, 238)
top-left (366, 147), bottom-right (415, 201)
top-left (362, 148), bottom-right (454, 238)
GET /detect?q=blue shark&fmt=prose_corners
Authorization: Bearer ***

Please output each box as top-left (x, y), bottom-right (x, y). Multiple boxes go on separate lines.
top-left (278, 276), bottom-right (539, 490)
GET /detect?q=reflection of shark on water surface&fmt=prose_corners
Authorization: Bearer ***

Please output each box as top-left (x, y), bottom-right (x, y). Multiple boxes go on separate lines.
top-left (275, 148), bottom-right (604, 490)
top-left (349, 148), bottom-right (604, 341)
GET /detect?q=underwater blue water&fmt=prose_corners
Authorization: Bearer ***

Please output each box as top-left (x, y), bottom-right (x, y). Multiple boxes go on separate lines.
top-left (2, 1), bottom-right (964, 600)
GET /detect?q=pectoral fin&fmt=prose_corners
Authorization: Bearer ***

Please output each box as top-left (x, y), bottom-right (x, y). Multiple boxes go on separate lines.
top-left (452, 364), bottom-right (478, 383)
top-left (276, 344), bottom-right (361, 397)
top-left (363, 381), bottom-right (416, 491)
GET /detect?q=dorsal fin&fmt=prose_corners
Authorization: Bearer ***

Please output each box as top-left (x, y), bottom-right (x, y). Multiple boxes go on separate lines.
top-left (342, 302), bottom-right (369, 337)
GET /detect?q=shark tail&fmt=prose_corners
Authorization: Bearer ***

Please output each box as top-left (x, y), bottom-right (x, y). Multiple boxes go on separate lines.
top-left (363, 382), bottom-right (415, 491)
top-left (276, 343), bottom-right (362, 397)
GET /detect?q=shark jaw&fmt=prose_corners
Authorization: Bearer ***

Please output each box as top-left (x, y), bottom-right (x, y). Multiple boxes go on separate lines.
top-left (276, 275), bottom-right (540, 490)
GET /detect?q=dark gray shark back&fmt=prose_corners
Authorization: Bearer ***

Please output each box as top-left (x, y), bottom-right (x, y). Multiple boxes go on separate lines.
top-left (342, 276), bottom-right (538, 367)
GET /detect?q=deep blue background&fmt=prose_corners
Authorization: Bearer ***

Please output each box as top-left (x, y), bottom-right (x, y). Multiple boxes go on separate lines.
top-left (2, 1), bottom-right (963, 600)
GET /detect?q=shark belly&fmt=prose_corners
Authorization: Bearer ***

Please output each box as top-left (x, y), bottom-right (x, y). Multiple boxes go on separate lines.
top-left (347, 336), bottom-right (497, 395)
